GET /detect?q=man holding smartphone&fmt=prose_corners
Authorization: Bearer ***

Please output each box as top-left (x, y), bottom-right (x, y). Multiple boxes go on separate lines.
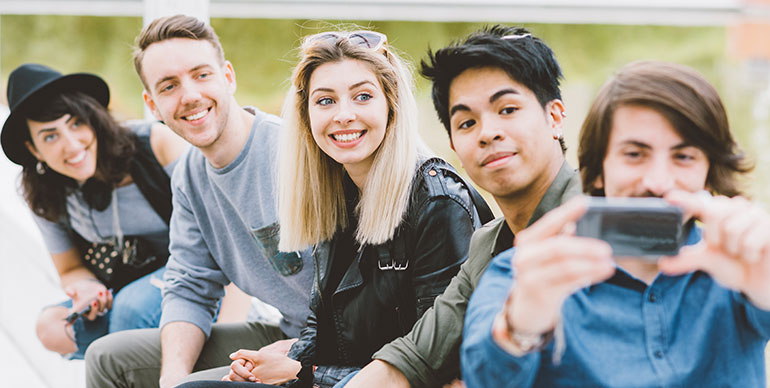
top-left (462, 61), bottom-right (770, 387)
top-left (346, 26), bottom-right (582, 387)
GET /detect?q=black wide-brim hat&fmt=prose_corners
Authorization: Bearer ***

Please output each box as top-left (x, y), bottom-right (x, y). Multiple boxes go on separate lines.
top-left (1, 63), bottom-right (110, 165)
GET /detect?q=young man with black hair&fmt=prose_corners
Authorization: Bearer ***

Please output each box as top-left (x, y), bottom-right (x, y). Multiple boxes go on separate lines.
top-left (461, 61), bottom-right (770, 388)
top-left (346, 25), bottom-right (581, 388)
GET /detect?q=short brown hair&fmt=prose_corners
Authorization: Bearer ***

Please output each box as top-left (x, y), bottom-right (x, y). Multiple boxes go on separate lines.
top-left (132, 14), bottom-right (225, 89)
top-left (578, 61), bottom-right (753, 197)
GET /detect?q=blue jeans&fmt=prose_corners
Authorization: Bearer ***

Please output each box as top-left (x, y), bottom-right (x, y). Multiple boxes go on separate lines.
top-left (334, 370), bottom-right (359, 387)
top-left (55, 266), bottom-right (165, 359)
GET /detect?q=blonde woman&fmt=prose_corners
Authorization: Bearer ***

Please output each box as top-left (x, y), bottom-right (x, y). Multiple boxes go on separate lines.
top-left (178, 31), bottom-right (492, 388)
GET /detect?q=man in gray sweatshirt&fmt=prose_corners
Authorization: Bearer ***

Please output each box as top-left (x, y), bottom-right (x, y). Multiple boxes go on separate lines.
top-left (85, 15), bottom-right (314, 388)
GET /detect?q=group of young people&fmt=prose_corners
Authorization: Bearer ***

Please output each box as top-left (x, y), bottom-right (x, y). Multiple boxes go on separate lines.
top-left (2, 14), bottom-right (769, 388)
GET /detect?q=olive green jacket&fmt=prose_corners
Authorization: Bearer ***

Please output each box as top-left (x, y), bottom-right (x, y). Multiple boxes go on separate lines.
top-left (372, 162), bottom-right (582, 387)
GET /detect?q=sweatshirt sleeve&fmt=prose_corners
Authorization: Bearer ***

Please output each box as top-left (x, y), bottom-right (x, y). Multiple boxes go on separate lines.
top-left (461, 248), bottom-right (540, 388)
top-left (160, 174), bottom-right (229, 337)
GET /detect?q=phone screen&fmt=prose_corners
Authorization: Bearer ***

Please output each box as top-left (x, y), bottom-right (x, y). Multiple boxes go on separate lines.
top-left (575, 197), bottom-right (684, 258)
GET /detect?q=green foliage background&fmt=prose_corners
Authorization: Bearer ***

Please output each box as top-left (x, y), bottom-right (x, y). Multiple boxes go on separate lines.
top-left (1, 15), bottom-right (765, 202)
top-left (1, 15), bottom-right (768, 382)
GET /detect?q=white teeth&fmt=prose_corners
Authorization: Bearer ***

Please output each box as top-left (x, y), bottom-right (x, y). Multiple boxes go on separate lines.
top-left (66, 151), bottom-right (86, 164)
top-left (332, 132), bottom-right (363, 142)
top-left (184, 110), bottom-right (207, 121)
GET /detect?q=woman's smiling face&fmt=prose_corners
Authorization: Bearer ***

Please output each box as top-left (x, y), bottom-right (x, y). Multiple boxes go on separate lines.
top-left (307, 59), bottom-right (389, 183)
top-left (26, 114), bottom-right (98, 183)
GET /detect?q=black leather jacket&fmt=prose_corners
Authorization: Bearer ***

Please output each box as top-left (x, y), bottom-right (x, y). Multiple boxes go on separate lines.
top-left (288, 158), bottom-right (492, 385)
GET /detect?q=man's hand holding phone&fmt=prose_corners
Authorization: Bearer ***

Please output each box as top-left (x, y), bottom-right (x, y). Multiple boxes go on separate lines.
top-left (497, 197), bottom-right (615, 349)
top-left (660, 190), bottom-right (770, 310)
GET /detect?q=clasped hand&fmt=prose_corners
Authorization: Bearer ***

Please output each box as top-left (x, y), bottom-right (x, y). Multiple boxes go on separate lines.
top-left (222, 338), bottom-right (301, 384)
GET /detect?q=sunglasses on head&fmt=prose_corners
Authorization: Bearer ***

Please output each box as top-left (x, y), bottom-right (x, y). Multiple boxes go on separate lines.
top-left (501, 33), bottom-right (532, 41)
top-left (305, 30), bottom-right (388, 52)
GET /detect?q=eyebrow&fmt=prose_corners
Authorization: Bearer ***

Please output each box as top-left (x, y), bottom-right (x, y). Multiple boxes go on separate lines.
top-left (36, 115), bottom-right (75, 136)
top-left (153, 64), bottom-right (212, 90)
top-left (618, 140), bottom-right (694, 150)
top-left (310, 80), bottom-right (377, 96)
top-left (489, 88), bottom-right (519, 103)
top-left (449, 88), bottom-right (520, 118)
top-left (449, 104), bottom-right (470, 117)
top-left (350, 80), bottom-right (376, 90)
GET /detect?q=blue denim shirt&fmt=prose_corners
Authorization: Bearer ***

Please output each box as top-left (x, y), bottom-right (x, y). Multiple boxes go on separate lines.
top-left (462, 226), bottom-right (770, 388)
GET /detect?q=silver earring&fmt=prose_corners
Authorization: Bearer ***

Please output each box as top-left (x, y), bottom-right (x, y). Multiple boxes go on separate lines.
top-left (36, 161), bottom-right (46, 175)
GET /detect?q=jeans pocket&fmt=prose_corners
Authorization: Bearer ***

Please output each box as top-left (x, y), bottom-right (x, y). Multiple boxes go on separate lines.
top-left (252, 222), bottom-right (304, 276)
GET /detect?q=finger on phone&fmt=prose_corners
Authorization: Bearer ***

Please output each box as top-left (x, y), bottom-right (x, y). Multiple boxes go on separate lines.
top-left (104, 289), bottom-right (114, 311)
top-left (721, 208), bottom-right (762, 259)
top-left (523, 253), bottom-right (615, 293)
top-left (660, 243), bottom-right (744, 287)
top-left (516, 236), bottom-right (611, 270)
top-left (665, 190), bottom-right (710, 219)
top-left (740, 218), bottom-right (770, 264)
top-left (85, 300), bottom-right (100, 320)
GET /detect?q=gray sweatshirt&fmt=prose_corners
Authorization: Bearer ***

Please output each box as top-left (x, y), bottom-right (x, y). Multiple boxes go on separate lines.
top-left (161, 107), bottom-right (313, 338)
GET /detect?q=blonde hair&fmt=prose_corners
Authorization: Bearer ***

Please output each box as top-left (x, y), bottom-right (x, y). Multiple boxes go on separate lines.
top-left (278, 32), bottom-right (429, 252)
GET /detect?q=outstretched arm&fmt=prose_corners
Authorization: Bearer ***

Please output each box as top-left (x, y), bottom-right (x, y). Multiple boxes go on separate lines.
top-left (462, 198), bottom-right (614, 388)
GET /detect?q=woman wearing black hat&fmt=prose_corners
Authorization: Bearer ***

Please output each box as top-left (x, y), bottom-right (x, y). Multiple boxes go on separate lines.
top-left (1, 63), bottom-right (187, 359)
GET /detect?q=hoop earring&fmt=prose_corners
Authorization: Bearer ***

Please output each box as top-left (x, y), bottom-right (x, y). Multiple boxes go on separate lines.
top-left (36, 161), bottom-right (46, 175)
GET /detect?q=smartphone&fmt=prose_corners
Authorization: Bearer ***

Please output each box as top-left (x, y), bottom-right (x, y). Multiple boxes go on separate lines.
top-left (64, 305), bottom-right (93, 324)
top-left (62, 288), bottom-right (113, 324)
top-left (575, 197), bottom-right (684, 258)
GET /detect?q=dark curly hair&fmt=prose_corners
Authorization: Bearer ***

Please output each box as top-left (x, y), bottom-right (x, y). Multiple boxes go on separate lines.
top-left (19, 91), bottom-right (136, 221)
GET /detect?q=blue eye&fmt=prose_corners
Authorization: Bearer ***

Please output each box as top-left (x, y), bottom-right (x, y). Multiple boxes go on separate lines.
top-left (317, 97), bottom-right (334, 106)
top-left (355, 93), bottom-right (372, 102)
top-left (43, 133), bottom-right (58, 143)
top-left (198, 72), bottom-right (210, 80)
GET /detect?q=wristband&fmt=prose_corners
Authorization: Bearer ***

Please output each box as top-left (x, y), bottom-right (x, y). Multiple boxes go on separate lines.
top-left (492, 294), bottom-right (552, 356)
